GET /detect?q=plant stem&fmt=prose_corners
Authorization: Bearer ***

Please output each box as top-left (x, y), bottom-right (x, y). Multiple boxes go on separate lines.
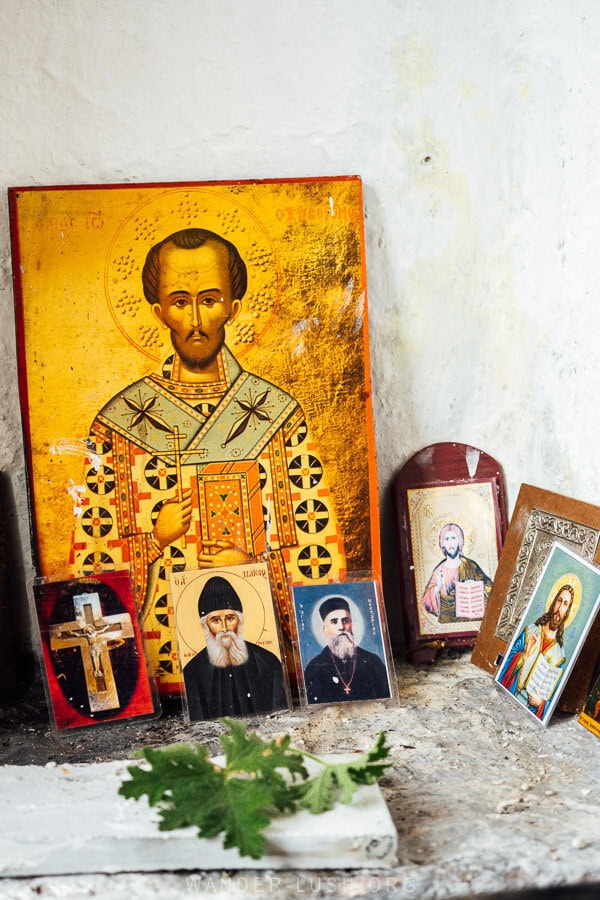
top-left (297, 750), bottom-right (327, 767)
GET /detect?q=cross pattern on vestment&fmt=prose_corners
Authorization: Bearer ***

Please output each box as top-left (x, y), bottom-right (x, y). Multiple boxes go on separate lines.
top-left (49, 592), bottom-right (134, 712)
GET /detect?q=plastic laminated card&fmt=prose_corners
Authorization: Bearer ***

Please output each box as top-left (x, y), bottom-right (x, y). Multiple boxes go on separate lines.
top-left (292, 576), bottom-right (396, 706)
top-left (32, 570), bottom-right (160, 730)
top-left (169, 560), bottom-right (290, 721)
top-left (9, 177), bottom-right (380, 696)
top-left (495, 543), bottom-right (600, 726)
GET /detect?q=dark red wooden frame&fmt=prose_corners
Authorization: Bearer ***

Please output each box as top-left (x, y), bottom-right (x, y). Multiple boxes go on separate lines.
top-left (394, 442), bottom-right (507, 662)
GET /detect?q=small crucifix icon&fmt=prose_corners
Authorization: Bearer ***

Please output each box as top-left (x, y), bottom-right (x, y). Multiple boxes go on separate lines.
top-left (50, 592), bottom-right (134, 713)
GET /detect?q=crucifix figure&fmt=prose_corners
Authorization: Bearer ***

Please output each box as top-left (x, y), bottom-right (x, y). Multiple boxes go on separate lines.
top-left (50, 592), bottom-right (134, 712)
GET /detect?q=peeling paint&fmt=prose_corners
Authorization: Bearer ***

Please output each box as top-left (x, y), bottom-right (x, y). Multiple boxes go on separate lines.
top-left (353, 290), bottom-right (365, 334)
top-left (290, 317), bottom-right (321, 357)
top-left (465, 447), bottom-right (480, 478)
top-left (66, 480), bottom-right (86, 517)
top-left (50, 438), bottom-right (99, 470)
top-left (331, 278), bottom-right (354, 330)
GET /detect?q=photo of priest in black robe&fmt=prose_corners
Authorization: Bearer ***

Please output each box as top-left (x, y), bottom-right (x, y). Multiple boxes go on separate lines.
top-left (183, 575), bottom-right (288, 721)
top-left (303, 596), bottom-right (391, 704)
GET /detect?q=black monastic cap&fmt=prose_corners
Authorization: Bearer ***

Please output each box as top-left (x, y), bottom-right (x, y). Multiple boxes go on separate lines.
top-left (198, 576), bottom-right (243, 618)
top-left (318, 596), bottom-right (351, 620)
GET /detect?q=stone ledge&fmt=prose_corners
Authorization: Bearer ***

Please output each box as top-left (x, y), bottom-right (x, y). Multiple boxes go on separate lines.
top-left (0, 756), bottom-right (397, 876)
top-left (2, 656), bottom-right (600, 898)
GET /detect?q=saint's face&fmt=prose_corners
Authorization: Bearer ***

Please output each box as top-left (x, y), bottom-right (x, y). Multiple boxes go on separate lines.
top-left (152, 240), bottom-right (241, 371)
top-left (322, 609), bottom-right (353, 639)
top-left (206, 609), bottom-right (240, 636)
top-left (442, 531), bottom-right (460, 559)
top-left (550, 589), bottom-right (572, 628)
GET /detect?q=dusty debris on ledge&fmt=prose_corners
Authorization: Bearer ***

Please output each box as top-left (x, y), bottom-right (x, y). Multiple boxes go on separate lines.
top-left (1, 653), bottom-right (599, 899)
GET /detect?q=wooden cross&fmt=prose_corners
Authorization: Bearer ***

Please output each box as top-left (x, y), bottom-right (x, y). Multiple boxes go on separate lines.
top-left (49, 592), bottom-right (134, 713)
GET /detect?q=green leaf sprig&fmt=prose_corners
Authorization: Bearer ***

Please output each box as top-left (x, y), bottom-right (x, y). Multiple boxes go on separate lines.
top-left (119, 718), bottom-right (391, 859)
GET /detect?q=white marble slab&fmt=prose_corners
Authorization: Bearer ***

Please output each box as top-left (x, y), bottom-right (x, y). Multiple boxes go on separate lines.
top-left (0, 756), bottom-right (397, 876)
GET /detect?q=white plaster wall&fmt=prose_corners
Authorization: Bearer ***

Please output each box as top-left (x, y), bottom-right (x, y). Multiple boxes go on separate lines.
top-left (1, 0), bottom-right (599, 638)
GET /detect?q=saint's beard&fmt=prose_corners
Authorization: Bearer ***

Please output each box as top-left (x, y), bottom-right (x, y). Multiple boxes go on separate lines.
top-left (171, 327), bottom-right (226, 372)
top-left (550, 607), bottom-right (568, 630)
top-left (204, 623), bottom-right (249, 668)
top-left (328, 631), bottom-right (356, 661)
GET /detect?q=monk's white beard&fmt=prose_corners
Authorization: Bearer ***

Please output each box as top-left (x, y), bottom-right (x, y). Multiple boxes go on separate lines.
top-left (329, 631), bottom-right (356, 661)
top-left (204, 623), bottom-right (249, 667)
